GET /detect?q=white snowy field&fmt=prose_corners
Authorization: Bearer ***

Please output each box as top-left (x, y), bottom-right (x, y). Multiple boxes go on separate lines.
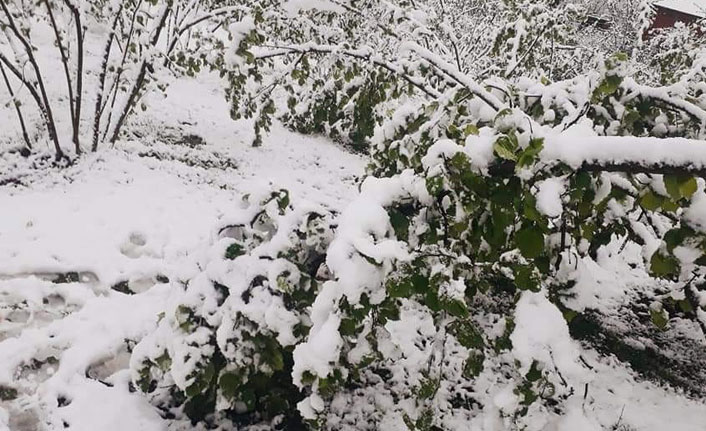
top-left (1, 74), bottom-right (706, 431)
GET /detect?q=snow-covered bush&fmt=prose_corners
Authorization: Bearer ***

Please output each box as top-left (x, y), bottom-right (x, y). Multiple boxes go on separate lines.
top-left (131, 188), bottom-right (336, 427)
top-left (220, 0), bottom-right (602, 150)
top-left (0, 0), bottom-right (238, 158)
top-left (644, 20), bottom-right (706, 86)
top-left (129, 0), bottom-right (706, 429)
top-left (221, 0), bottom-right (706, 148)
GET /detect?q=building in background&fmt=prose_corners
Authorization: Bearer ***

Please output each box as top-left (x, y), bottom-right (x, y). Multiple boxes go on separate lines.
top-left (652, 0), bottom-right (706, 29)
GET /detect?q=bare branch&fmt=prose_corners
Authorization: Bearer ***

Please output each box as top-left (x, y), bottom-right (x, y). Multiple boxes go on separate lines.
top-left (0, 0), bottom-right (62, 158)
top-left (0, 60), bottom-right (31, 149)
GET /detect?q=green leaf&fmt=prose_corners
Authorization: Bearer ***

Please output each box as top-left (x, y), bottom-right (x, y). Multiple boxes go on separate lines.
top-left (446, 124), bottom-right (461, 139)
top-left (662, 199), bottom-right (680, 212)
top-left (523, 194), bottom-right (543, 223)
top-left (694, 255), bottom-right (706, 266)
top-left (240, 388), bottom-right (257, 411)
top-left (493, 135), bottom-right (518, 162)
top-left (449, 320), bottom-right (484, 349)
top-left (592, 74), bottom-right (622, 100)
top-left (650, 307), bottom-right (669, 331)
top-left (444, 298), bottom-right (469, 318)
top-left (516, 226), bottom-right (544, 259)
top-left (526, 361), bottom-right (542, 382)
top-left (424, 289), bottom-right (441, 312)
top-left (417, 377), bottom-right (440, 400)
top-left (680, 177), bottom-right (698, 199)
top-left (514, 265), bottom-right (540, 292)
top-left (176, 305), bottom-right (195, 331)
top-left (0, 385), bottom-right (18, 401)
top-left (664, 175), bottom-right (697, 200)
top-left (389, 208), bottom-right (410, 240)
top-left (339, 318), bottom-right (357, 336)
top-left (268, 348), bottom-right (285, 371)
top-left (639, 190), bottom-right (663, 211)
top-left (678, 299), bottom-right (694, 313)
top-left (378, 300), bottom-right (401, 322)
top-left (450, 152), bottom-right (471, 172)
top-left (664, 175), bottom-right (682, 201)
top-left (494, 108), bottom-right (513, 123)
top-left (225, 242), bottom-right (245, 260)
top-left (358, 251), bottom-right (382, 267)
top-left (154, 351), bottom-right (171, 371)
top-left (416, 408), bottom-right (434, 431)
top-left (613, 52), bottom-right (629, 62)
top-left (219, 372), bottom-right (242, 400)
top-left (562, 309), bottom-right (578, 323)
top-left (575, 171), bottom-right (592, 190)
top-left (663, 227), bottom-right (691, 252)
top-left (650, 252), bottom-right (679, 278)
top-left (426, 175), bottom-right (445, 196)
top-left (185, 362), bottom-right (215, 397)
top-left (464, 124), bottom-right (480, 137)
top-left (277, 189), bottom-right (290, 211)
top-left (411, 274), bottom-right (430, 294)
top-left (516, 138), bottom-right (544, 169)
top-left (462, 351), bottom-right (485, 378)
top-left (494, 318), bottom-right (515, 352)
top-left (387, 279), bottom-right (413, 298)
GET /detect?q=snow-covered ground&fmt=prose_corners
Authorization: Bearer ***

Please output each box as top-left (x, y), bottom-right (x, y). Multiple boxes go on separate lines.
top-left (0, 74), bottom-right (363, 431)
top-left (2, 73), bottom-right (706, 431)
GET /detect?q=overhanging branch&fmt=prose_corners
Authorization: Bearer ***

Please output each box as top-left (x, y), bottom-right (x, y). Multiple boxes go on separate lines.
top-left (255, 44), bottom-right (441, 99)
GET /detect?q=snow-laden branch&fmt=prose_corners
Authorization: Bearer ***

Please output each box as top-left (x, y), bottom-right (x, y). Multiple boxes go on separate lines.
top-left (622, 77), bottom-right (706, 129)
top-left (545, 135), bottom-right (706, 175)
top-left (254, 43), bottom-right (442, 98)
top-left (165, 6), bottom-right (239, 58)
top-left (177, 6), bottom-right (238, 34)
top-left (487, 135), bottom-right (706, 177)
top-left (401, 41), bottom-right (508, 112)
top-left (108, 4), bottom-right (172, 143)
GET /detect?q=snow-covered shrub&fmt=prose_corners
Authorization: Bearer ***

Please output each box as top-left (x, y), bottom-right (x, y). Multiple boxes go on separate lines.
top-left (131, 0), bottom-right (706, 429)
top-left (292, 121), bottom-right (706, 428)
top-left (130, 188), bottom-right (336, 427)
top-left (220, 0), bottom-right (601, 149)
top-left (0, 0), bottom-right (239, 157)
top-left (644, 21), bottom-right (706, 86)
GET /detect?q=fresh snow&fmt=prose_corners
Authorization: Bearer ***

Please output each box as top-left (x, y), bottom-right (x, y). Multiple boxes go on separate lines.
top-left (2, 57), bottom-right (706, 431)
top-left (535, 178), bottom-right (566, 218)
top-left (0, 73), bottom-right (364, 430)
top-left (655, 0), bottom-right (706, 18)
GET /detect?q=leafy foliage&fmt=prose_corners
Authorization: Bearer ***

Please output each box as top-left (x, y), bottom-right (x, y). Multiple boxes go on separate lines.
top-left (131, 188), bottom-right (335, 428)
top-left (131, 0), bottom-right (706, 429)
